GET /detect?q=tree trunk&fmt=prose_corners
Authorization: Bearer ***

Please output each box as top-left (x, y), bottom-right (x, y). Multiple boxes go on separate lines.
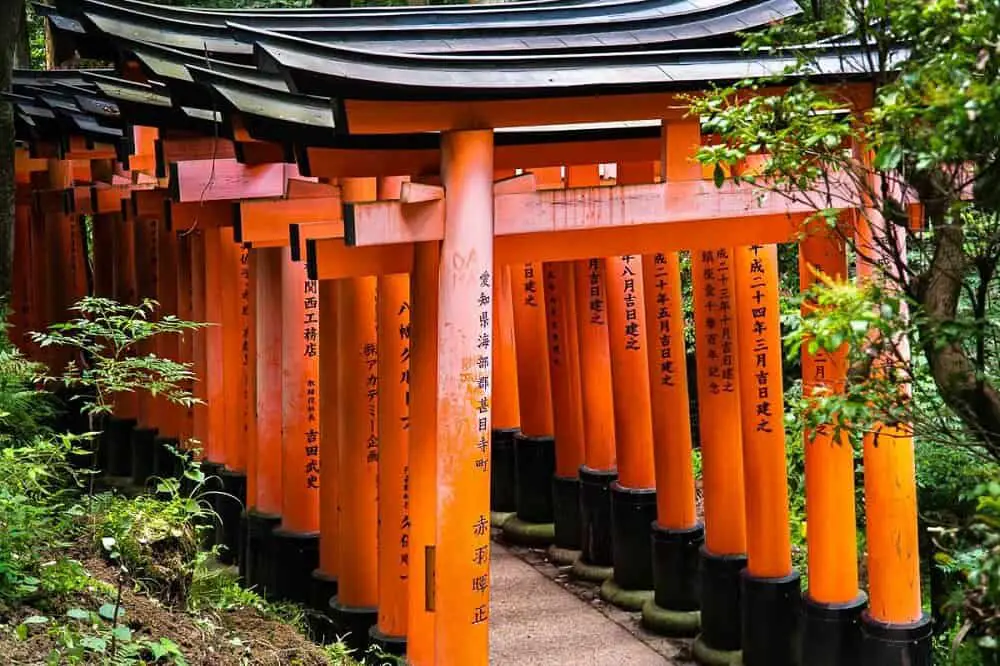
top-left (14, 3), bottom-right (30, 69)
top-left (0, 0), bottom-right (25, 308)
top-left (919, 221), bottom-right (1000, 462)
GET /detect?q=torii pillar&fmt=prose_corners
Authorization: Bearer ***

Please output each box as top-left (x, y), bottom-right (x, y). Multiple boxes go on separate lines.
top-left (544, 165), bottom-right (593, 566)
top-left (691, 247), bottom-right (748, 664)
top-left (734, 243), bottom-right (799, 665)
top-left (855, 212), bottom-right (931, 664)
top-left (502, 167), bottom-right (557, 546)
top-left (640, 122), bottom-right (703, 636)
top-left (489, 263), bottom-right (521, 528)
top-left (271, 246), bottom-right (321, 603)
top-left (433, 129), bottom-right (495, 665)
top-left (798, 224), bottom-right (866, 666)
top-left (599, 161), bottom-right (659, 611)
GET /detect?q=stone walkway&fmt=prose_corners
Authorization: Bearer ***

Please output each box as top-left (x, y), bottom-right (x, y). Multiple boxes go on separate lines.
top-left (489, 543), bottom-right (686, 665)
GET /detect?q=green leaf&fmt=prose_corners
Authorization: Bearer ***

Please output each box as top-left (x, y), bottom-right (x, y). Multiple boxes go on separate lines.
top-left (66, 608), bottom-right (91, 621)
top-left (98, 604), bottom-right (124, 621)
top-left (80, 636), bottom-right (107, 653)
top-left (22, 615), bottom-right (49, 625)
top-left (112, 626), bottom-right (132, 642)
top-left (101, 537), bottom-right (116, 552)
top-left (713, 163), bottom-right (725, 188)
top-left (15, 624), bottom-right (27, 641)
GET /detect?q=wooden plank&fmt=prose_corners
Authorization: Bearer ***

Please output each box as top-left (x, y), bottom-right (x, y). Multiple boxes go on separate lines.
top-left (169, 159), bottom-right (292, 203)
top-left (347, 179), bottom-right (854, 248)
top-left (157, 136), bottom-right (236, 177)
top-left (400, 182), bottom-right (444, 204)
top-left (286, 179), bottom-right (339, 199)
top-left (235, 196), bottom-right (342, 244)
top-left (302, 137), bottom-right (661, 180)
top-left (165, 200), bottom-right (233, 232)
top-left (307, 238), bottom-right (413, 280)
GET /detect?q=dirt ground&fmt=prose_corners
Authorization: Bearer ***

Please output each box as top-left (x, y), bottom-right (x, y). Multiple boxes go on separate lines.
top-left (0, 550), bottom-right (335, 665)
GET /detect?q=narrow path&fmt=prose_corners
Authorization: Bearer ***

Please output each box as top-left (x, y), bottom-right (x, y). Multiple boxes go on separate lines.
top-left (489, 544), bottom-right (681, 665)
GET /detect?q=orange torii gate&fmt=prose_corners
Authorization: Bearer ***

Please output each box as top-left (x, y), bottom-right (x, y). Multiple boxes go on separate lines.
top-left (14, 2), bottom-right (931, 661)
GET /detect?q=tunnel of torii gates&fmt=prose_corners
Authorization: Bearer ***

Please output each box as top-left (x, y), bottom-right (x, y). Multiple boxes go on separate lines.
top-left (5, 1), bottom-right (930, 665)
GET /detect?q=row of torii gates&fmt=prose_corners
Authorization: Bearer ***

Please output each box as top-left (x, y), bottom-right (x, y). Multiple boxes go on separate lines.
top-left (9, 1), bottom-right (931, 665)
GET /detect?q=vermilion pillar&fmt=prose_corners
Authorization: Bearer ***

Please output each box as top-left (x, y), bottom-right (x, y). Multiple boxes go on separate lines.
top-left (407, 240), bottom-right (440, 666)
top-left (600, 253), bottom-right (657, 610)
top-left (544, 165), bottom-right (592, 566)
top-left (330, 274), bottom-right (380, 642)
top-left (189, 230), bottom-right (208, 463)
top-left (490, 264), bottom-right (521, 526)
top-left (246, 247), bottom-right (284, 597)
top-left (372, 273), bottom-right (411, 655)
top-left (202, 226), bottom-right (228, 478)
top-left (130, 213), bottom-right (160, 487)
top-left (432, 128), bottom-right (494, 666)
top-left (640, 250), bottom-right (703, 636)
top-left (798, 226), bottom-right (866, 666)
top-left (543, 260), bottom-right (586, 564)
top-left (504, 255), bottom-right (556, 544)
top-left (216, 233), bottom-right (249, 565)
top-left (691, 247), bottom-right (748, 663)
top-left (734, 244), bottom-right (799, 666)
top-left (153, 217), bottom-right (182, 476)
top-left (854, 210), bottom-right (930, 664)
top-left (330, 178), bottom-right (380, 646)
top-left (272, 247), bottom-right (321, 604)
top-left (174, 230), bottom-right (195, 449)
top-left (571, 255), bottom-right (619, 583)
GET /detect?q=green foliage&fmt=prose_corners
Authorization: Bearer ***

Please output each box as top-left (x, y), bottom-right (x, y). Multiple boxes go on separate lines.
top-left (90, 474), bottom-right (213, 603)
top-left (0, 435), bottom-right (91, 605)
top-left (31, 297), bottom-right (206, 421)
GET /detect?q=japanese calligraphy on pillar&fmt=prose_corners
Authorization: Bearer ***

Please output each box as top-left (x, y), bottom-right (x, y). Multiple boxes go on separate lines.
top-left (699, 249), bottom-right (736, 395)
top-left (652, 254), bottom-right (675, 387)
top-left (522, 263), bottom-right (538, 307)
top-left (240, 247), bottom-right (251, 440)
top-left (471, 268), bottom-right (493, 626)
top-left (365, 338), bottom-right (379, 465)
top-left (588, 259), bottom-right (606, 325)
top-left (400, 300), bottom-right (412, 578)
top-left (745, 246), bottom-right (774, 433)
top-left (545, 266), bottom-right (561, 366)
top-left (303, 279), bottom-right (320, 489)
top-left (621, 256), bottom-right (641, 351)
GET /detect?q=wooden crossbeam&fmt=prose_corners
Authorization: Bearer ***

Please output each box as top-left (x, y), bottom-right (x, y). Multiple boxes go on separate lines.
top-left (156, 136), bottom-right (236, 177)
top-left (307, 238), bottom-right (413, 280)
top-left (165, 200), bottom-right (233, 232)
top-left (234, 196), bottom-right (342, 245)
top-left (345, 180), bottom-right (842, 248)
top-left (168, 159), bottom-right (299, 203)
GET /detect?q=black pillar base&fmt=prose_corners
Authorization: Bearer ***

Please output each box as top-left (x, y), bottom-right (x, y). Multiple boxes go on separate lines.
top-left (152, 436), bottom-right (182, 480)
top-left (270, 528), bottom-right (319, 604)
top-left (369, 625), bottom-right (407, 657)
top-left (643, 522), bottom-right (704, 636)
top-left (514, 433), bottom-right (556, 524)
top-left (328, 596), bottom-right (377, 652)
top-left (130, 426), bottom-right (158, 487)
top-left (741, 569), bottom-right (801, 666)
top-left (198, 462), bottom-right (225, 550)
top-left (860, 611), bottom-right (933, 666)
top-left (696, 546), bottom-right (747, 656)
top-left (104, 417), bottom-right (136, 478)
top-left (491, 427), bottom-right (519, 514)
top-left (552, 474), bottom-right (582, 552)
top-left (309, 570), bottom-right (339, 644)
top-left (610, 482), bottom-right (656, 591)
top-left (800, 592), bottom-right (867, 666)
top-left (578, 465), bottom-right (617, 568)
top-left (244, 510), bottom-right (281, 597)
top-left (215, 469), bottom-right (247, 565)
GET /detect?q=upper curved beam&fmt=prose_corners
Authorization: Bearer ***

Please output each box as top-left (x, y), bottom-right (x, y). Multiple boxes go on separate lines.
top-left (242, 24), bottom-right (893, 102)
